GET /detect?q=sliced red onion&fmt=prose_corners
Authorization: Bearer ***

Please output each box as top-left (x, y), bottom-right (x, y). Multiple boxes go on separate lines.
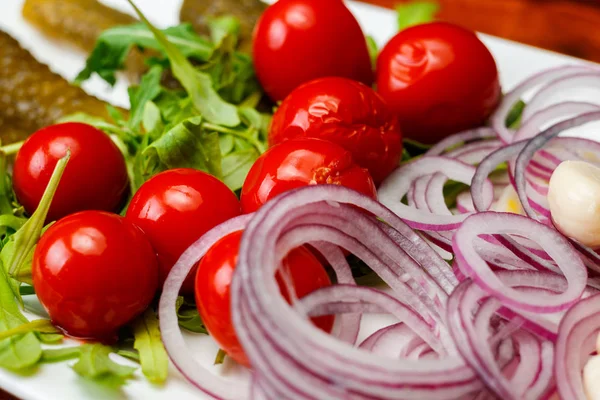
top-left (231, 186), bottom-right (481, 399)
top-left (379, 156), bottom-right (494, 231)
top-left (453, 212), bottom-right (587, 313)
top-left (445, 140), bottom-right (503, 165)
top-left (491, 65), bottom-right (597, 143)
top-left (555, 293), bottom-right (600, 399)
top-left (426, 127), bottom-right (497, 156)
top-left (521, 72), bottom-right (600, 121)
top-left (158, 214), bottom-right (253, 400)
top-left (513, 102), bottom-right (600, 142)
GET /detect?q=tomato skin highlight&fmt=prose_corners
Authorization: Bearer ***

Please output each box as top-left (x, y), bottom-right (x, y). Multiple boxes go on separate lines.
top-left (12, 122), bottom-right (129, 222)
top-left (125, 169), bottom-right (241, 294)
top-left (32, 211), bottom-right (158, 340)
top-left (240, 138), bottom-right (377, 213)
top-left (195, 230), bottom-right (334, 367)
top-left (269, 77), bottom-right (403, 184)
top-left (376, 22), bottom-right (501, 144)
top-left (252, 0), bottom-right (373, 101)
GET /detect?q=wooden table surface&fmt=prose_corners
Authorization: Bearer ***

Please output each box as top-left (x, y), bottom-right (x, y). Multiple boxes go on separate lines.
top-left (1, 0), bottom-right (597, 399)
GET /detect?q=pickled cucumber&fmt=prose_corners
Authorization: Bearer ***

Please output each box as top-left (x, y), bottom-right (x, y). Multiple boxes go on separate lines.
top-left (0, 30), bottom-right (109, 143)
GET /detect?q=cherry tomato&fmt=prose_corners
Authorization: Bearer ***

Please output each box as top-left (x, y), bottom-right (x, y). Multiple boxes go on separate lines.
top-left (125, 169), bottom-right (241, 294)
top-left (195, 230), bottom-right (334, 367)
top-left (13, 122), bottom-right (129, 222)
top-left (240, 138), bottom-right (377, 213)
top-left (376, 22), bottom-right (501, 144)
top-left (32, 211), bottom-right (158, 340)
top-left (269, 77), bottom-right (402, 184)
top-left (252, 0), bottom-right (373, 101)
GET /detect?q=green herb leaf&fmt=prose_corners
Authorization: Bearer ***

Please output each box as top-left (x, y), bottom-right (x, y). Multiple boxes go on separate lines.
top-left (143, 116), bottom-right (223, 179)
top-left (41, 347), bottom-right (81, 363)
top-left (175, 297), bottom-right (207, 334)
top-left (116, 350), bottom-right (140, 362)
top-left (128, 65), bottom-right (164, 130)
top-left (132, 309), bottom-right (168, 385)
top-left (506, 99), bottom-right (526, 129)
top-left (72, 344), bottom-right (136, 384)
top-left (207, 16), bottom-right (241, 46)
top-left (127, 1), bottom-right (240, 127)
top-left (214, 349), bottom-right (226, 365)
top-left (0, 319), bottom-right (58, 341)
top-left (222, 148), bottom-right (259, 191)
top-left (366, 35), bottom-right (378, 70)
top-left (76, 23), bottom-right (213, 85)
top-left (397, 1), bottom-right (439, 31)
top-left (2, 152), bottom-right (70, 300)
top-left (0, 264), bottom-right (42, 370)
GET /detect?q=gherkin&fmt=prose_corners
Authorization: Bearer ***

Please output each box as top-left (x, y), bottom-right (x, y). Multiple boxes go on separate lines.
top-left (22, 0), bottom-right (147, 78)
top-left (180, 0), bottom-right (266, 53)
top-left (22, 0), bottom-right (135, 52)
top-left (0, 30), bottom-right (110, 144)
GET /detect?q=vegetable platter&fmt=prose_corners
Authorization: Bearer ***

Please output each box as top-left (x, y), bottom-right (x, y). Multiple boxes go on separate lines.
top-left (0, 0), bottom-right (600, 399)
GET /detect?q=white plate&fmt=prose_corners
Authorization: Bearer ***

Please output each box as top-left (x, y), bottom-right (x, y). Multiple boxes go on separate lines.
top-left (0, 1), bottom-right (594, 399)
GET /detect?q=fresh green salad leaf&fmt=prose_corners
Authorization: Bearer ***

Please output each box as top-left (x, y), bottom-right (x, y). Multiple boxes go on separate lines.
top-left (76, 23), bottom-right (213, 85)
top-left (0, 263), bottom-right (42, 370)
top-left (397, 1), bottom-right (439, 31)
top-left (506, 99), bottom-right (526, 129)
top-left (176, 297), bottom-right (207, 334)
top-left (133, 309), bottom-right (168, 385)
top-left (207, 16), bottom-right (241, 46)
top-left (3, 153), bottom-right (70, 290)
top-left (127, 0), bottom-right (240, 127)
top-left (41, 347), bottom-right (82, 364)
top-left (128, 65), bottom-right (164, 130)
top-left (366, 35), bottom-right (379, 70)
top-left (143, 116), bottom-right (223, 179)
top-left (72, 344), bottom-right (137, 384)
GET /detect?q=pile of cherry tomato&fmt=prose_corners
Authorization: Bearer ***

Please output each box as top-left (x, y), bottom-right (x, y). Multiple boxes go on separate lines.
top-left (23, 0), bottom-right (501, 364)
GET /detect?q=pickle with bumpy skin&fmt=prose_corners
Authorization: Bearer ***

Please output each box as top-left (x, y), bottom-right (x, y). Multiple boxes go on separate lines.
top-left (0, 30), bottom-right (110, 144)
top-left (22, 0), bottom-right (147, 78)
top-left (180, 0), bottom-right (266, 53)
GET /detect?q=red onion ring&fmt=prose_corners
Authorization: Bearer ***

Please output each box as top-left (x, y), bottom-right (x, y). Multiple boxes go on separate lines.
top-left (379, 157), bottom-right (494, 231)
top-left (453, 212), bottom-right (587, 313)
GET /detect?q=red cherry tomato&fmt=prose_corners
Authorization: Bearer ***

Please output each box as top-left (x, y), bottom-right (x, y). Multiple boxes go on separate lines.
top-left (195, 230), bottom-right (334, 367)
top-left (240, 138), bottom-right (377, 213)
top-left (252, 0), bottom-right (373, 101)
top-left (12, 122), bottom-right (129, 222)
top-left (269, 77), bottom-right (402, 184)
top-left (125, 169), bottom-right (241, 294)
top-left (32, 211), bottom-right (158, 340)
top-left (376, 22), bottom-right (501, 144)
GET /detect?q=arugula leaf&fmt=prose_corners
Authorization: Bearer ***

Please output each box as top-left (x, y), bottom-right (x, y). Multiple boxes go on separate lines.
top-left (143, 116), bottom-right (223, 179)
top-left (366, 35), bottom-right (379, 70)
top-left (132, 309), bottom-right (168, 385)
top-left (175, 297), bottom-right (207, 334)
top-left (41, 347), bottom-right (81, 363)
top-left (207, 16), bottom-right (241, 46)
top-left (128, 65), bottom-right (164, 130)
top-left (0, 154), bottom-right (14, 216)
top-left (127, 0), bottom-right (240, 127)
top-left (222, 149), bottom-right (259, 191)
top-left (0, 319), bottom-right (58, 341)
top-left (72, 344), bottom-right (136, 384)
top-left (3, 152), bottom-right (70, 300)
top-left (214, 349), bottom-right (226, 365)
top-left (397, 1), bottom-right (439, 31)
top-left (506, 100), bottom-right (526, 129)
top-left (76, 23), bottom-right (213, 85)
top-left (0, 263), bottom-right (42, 370)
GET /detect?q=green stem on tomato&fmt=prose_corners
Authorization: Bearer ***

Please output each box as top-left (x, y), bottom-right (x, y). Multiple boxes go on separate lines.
top-left (203, 122), bottom-right (266, 154)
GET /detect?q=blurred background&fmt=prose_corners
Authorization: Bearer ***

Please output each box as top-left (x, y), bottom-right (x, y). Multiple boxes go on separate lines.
top-left (374, 0), bottom-right (600, 62)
